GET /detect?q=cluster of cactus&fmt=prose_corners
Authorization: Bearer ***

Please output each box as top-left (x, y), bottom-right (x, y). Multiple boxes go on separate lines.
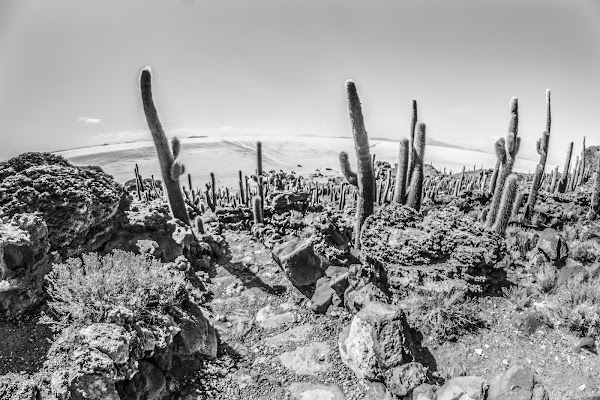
top-left (133, 164), bottom-right (164, 202)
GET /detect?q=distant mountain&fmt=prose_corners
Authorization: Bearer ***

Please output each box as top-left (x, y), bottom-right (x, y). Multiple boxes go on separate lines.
top-left (370, 136), bottom-right (483, 153)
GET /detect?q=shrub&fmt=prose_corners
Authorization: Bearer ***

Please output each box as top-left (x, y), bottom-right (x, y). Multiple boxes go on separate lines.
top-left (502, 284), bottom-right (532, 311)
top-left (46, 250), bottom-right (188, 328)
top-left (553, 271), bottom-right (600, 338)
top-left (401, 287), bottom-right (485, 344)
top-left (569, 240), bottom-right (600, 264)
top-left (535, 264), bottom-right (557, 293)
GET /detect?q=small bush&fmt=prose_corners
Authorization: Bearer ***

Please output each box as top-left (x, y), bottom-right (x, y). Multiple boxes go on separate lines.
top-left (402, 288), bottom-right (484, 344)
top-left (569, 240), bottom-right (600, 264)
top-left (535, 264), bottom-right (557, 293)
top-left (46, 250), bottom-right (187, 328)
top-left (502, 284), bottom-right (532, 311)
top-left (553, 271), bottom-right (600, 338)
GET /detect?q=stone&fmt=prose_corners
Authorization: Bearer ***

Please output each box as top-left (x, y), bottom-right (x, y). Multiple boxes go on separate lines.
top-left (278, 342), bottom-right (332, 375)
top-left (0, 374), bottom-right (38, 400)
top-left (79, 323), bottom-right (132, 364)
top-left (256, 305), bottom-right (296, 329)
top-left (344, 282), bottom-right (389, 313)
top-left (309, 277), bottom-right (336, 314)
top-left (364, 381), bottom-right (394, 400)
top-left (174, 300), bottom-right (217, 359)
top-left (436, 376), bottom-right (489, 400)
top-left (262, 324), bottom-right (314, 347)
top-left (536, 228), bottom-right (568, 265)
top-left (410, 383), bottom-right (438, 400)
top-left (131, 361), bottom-right (166, 400)
top-left (487, 363), bottom-right (548, 400)
top-left (272, 236), bottom-right (328, 287)
top-left (0, 153), bottom-right (123, 257)
top-left (556, 259), bottom-right (585, 287)
top-left (384, 362), bottom-right (428, 397)
top-left (338, 301), bottom-right (416, 380)
top-left (325, 265), bottom-right (349, 278)
top-left (330, 272), bottom-right (350, 297)
top-left (288, 382), bottom-right (344, 400)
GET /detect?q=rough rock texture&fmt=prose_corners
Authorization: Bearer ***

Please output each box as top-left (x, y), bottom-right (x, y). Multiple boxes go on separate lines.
top-left (487, 363), bottom-right (549, 400)
top-left (0, 213), bottom-right (58, 315)
top-left (268, 191), bottom-right (310, 214)
top-left (383, 361), bottom-right (428, 397)
top-left (435, 376), bottom-right (489, 400)
top-left (271, 236), bottom-right (329, 287)
top-left (535, 228), bottom-right (569, 265)
top-left (360, 204), bottom-right (506, 297)
top-left (338, 301), bottom-right (416, 380)
top-left (0, 153), bottom-right (123, 257)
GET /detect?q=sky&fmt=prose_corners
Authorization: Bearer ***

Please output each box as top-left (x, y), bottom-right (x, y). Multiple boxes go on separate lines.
top-left (1, 0), bottom-right (599, 166)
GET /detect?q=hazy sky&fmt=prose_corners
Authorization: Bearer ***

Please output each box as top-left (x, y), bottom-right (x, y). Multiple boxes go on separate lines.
top-left (1, 0), bottom-right (599, 165)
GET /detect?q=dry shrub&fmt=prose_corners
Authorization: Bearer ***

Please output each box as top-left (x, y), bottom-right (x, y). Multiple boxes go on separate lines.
top-left (569, 240), bottom-right (600, 264)
top-left (553, 271), bottom-right (600, 338)
top-left (46, 250), bottom-right (187, 328)
top-left (535, 264), bottom-right (557, 293)
top-left (502, 284), bottom-right (532, 311)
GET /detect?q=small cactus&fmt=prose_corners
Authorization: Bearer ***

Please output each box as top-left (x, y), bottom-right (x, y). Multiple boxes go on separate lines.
top-left (393, 138), bottom-right (409, 204)
top-left (492, 174), bottom-right (519, 236)
top-left (407, 99), bottom-right (418, 188)
top-left (339, 151), bottom-right (358, 186)
top-left (406, 122), bottom-right (426, 211)
top-left (557, 142), bottom-right (573, 193)
top-left (252, 195), bottom-right (263, 225)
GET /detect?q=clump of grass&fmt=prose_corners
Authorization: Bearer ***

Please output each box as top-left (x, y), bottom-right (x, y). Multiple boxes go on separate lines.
top-left (569, 240), bottom-right (600, 264)
top-left (46, 250), bottom-right (188, 328)
top-left (502, 284), bottom-right (532, 311)
top-left (535, 264), bottom-right (557, 293)
top-left (553, 271), bottom-right (600, 338)
top-left (402, 288), bottom-right (485, 344)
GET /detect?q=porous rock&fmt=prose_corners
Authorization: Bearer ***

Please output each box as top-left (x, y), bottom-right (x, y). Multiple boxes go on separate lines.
top-left (436, 376), bottom-right (488, 400)
top-left (272, 236), bottom-right (328, 287)
top-left (487, 363), bottom-right (548, 400)
top-left (384, 361), bottom-right (428, 397)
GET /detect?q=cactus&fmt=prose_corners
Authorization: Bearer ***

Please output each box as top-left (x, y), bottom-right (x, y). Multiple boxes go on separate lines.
top-left (406, 122), bottom-right (426, 211)
top-left (407, 99), bottom-right (418, 188)
top-left (568, 156), bottom-right (580, 192)
top-left (588, 156), bottom-right (600, 219)
top-left (392, 138), bottom-right (409, 204)
top-left (252, 195), bottom-right (263, 225)
top-left (577, 136), bottom-right (586, 187)
top-left (345, 80), bottom-right (375, 250)
top-left (524, 130), bottom-right (549, 221)
top-left (486, 98), bottom-right (520, 229)
top-left (140, 68), bottom-right (190, 225)
top-left (549, 166), bottom-right (559, 193)
top-left (492, 174), bottom-right (518, 235)
top-left (511, 191), bottom-right (525, 220)
top-left (557, 142), bottom-right (573, 193)
top-left (339, 151), bottom-right (358, 186)
top-left (488, 138), bottom-right (506, 194)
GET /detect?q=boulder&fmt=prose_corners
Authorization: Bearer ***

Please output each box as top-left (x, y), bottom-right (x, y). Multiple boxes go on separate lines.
top-left (410, 383), bottom-right (438, 400)
top-left (0, 374), bottom-right (38, 400)
top-left (487, 363), bottom-right (548, 400)
top-left (536, 228), bottom-right (568, 265)
top-left (344, 283), bottom-right (389, 313)
top-left (173, 300), bottom-right (217, 359)
top-left (309, 277), bottom-right (336, 314)
top-left (338, 301), bottom-right (416, 380)
top-left (384, 362), bottom-right (428, 397)
top-left (436, 376), bottom-right (488, 400)
top-left (0, 153), bottom-right (123, 257)
top-left (272, 236), bottom-right (328, 287)
top-left (130, 361), bottom-right (166, 400)
top-left (364, 381), bottom-right (394, 400)
top-left (79, 323), bottom-right (132, 364)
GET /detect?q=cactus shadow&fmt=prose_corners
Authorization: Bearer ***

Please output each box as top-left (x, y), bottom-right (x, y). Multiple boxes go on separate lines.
top-left (218, 259), bottom-right (288, 297)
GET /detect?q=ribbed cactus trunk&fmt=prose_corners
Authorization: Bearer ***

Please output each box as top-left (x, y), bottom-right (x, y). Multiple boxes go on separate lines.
top-left (393, 138), bottom-right (409, 204)
top-left (511, 191), bottom-right (525, 221)
top-left (140, 68), bottom-right (190, 225)
top-left (557, 142), bottom-right (573, 193)
top-left (524, 129), bottom-right (549, 220)
top-left (406, 122), bottom-right (426, 211)
top-left (493, 174), bottom-right (519, 236)
top-left (568, 156), bottom-right (580, 192)
top-left (549, 166), bottom-right (559, 193)
top-left (577, 136), bottom-right (586, 187)
top-left (257, 141), bottom-right (264, 211)
top-left (407, 99), bottom-right (418, 189)
top-left (588, 156), bottom-right (600, 219)
top-left (488, 159), bottom-right (501, 194)
top-left (339, 152), bottom-right (358, 186)
top-left (345, 80), bottom-right (375, 250)
top-left (486, 98), bottom-right (520, 229)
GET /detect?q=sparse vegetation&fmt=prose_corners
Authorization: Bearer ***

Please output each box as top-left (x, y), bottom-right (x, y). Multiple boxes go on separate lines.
top-left (552, 271), bottom-right (600, 338)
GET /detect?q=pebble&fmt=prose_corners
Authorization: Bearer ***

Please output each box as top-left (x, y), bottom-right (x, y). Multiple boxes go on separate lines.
top-left (474, 348), bottom-right (483, 356)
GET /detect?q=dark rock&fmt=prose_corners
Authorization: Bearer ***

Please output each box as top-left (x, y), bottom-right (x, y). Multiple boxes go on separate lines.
top-left (309, 277), bottom-right (336, 314)
top-left (272, 236), bottom-right (328, 287)
top-left (487, 363), bottom-right (548, 400)
top-left (338, 301), bottom-right (417, 380)
top-left (364, 381), bottom-right (394, 400)
top-left (173, 300), bottom-right (217, 361)
top-left (536, 228), bottom-right (568, 265)
top-left (384, 361), bottom-right (428, 397)
top-left (0, 153), bottom-right (123, 257)
top-left (130, 361), bottom-right (166, 400)
top-left (344, 282), bottom-right (389, 313)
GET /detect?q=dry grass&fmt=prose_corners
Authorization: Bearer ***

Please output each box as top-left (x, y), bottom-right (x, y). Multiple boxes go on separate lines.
top-left (552, 271), bottom-right (600, 338)
top-left (45, 250), bottom-right (187, 328)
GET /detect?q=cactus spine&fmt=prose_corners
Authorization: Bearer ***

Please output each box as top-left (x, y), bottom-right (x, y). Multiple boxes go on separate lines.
top-left (486, 98), bottom-right (520, 229)
top-left (406, 122), bottom-right (426, 211)
top-left (345, 80), bottom-right (375, 250)
top-left (140, 68), bottom-right (190, 225)
top-left (557, 142), bottom-right (573, 193)
top-left (492, 174), bottom-right (518, 236)
top-left (393, 138), bottom-right (409, 204)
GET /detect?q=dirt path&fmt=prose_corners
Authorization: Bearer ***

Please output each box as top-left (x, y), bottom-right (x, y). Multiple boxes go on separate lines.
top-left (173, 230), bottom-right (366, 400)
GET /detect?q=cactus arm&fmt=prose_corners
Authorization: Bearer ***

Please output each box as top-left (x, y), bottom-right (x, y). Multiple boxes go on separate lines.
top-left (407, 99), bottom-right (418, 188)
top-left (492, 174), bottom-right (518, 236)
top-left (339, 151), bottom-right (358, 186)
top-left (392, 138), bottom-right (409, 204)
top-left (406, 122), bottom-right (426, 211)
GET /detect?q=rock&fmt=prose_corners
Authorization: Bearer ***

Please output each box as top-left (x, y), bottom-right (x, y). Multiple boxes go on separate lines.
top-left (66, 373), bottom-right (120, 400)
top-left (278, 342), bottom-right (332, 375)
top-left (556, 259), bottom-right (585, 287)
top-left (256, 305), bottom-right (295, 329)
top-left (288, 382), bottom-right (344, 400)
top-left (436, 376), bottom-right (488, 400)
top-left (79, 323), bottom-right (132, 364)
top-left (536, 228), bottom-right (568, 265)
top-left (130, 361), bottom-right (166, 400)
top-left (344, 282), bottom-right (389, 313)
top-left (410, 383), bottom-right (438, 400)
top-left (360, 204), bottom-right (506, 297)
top-left (0, 153), bottom-right (123, 257)
top-left (572, 337), bottom-right (597, 354)
top-left (262, 324), bottom-right (314, 348)
top-left (272, 236), bottom-right (328, 287)
top-left (364, 381), bottom-right (394, 400)
top-left (325, 265), bottom-right (349, 278)
top-left (329, 272), bottom-right (350, 298)
top-left (0, 374), bottom-right (38, 400)
top-left (174, 300), bottom-right (217, 359)
top-left (269, 191), bottom-right (310, 213)
top-left (384, 362), bottom-right (428, 397)
top-left (338, 301), bottom-right (416, 380)
top-left (0, 213), bottom-right (57, 315)
top-left (488, 363), bottom-right (548, 400)
top-left (309, 277), bottom-right (336, 314)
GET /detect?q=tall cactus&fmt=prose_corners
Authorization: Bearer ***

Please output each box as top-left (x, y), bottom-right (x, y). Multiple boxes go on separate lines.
top-left (345, 80), bottom-right (375, 250)
top-left (406, 122), bottom-right (426, 211)
top-left (392, 138), bottom-right (409, 204)
top-left (407, 99), bottom-right (418, 188)
top-left (588, 155), bottom-right (600, 219)
top-left (549, 166), bottom-right (559, 193)
top-left (140, 68), bottom-right (190, 225)
top-left (488, 138), bottom-right (506, 194)
top-left (524, 130), bottom-right (549, 220)
top-left (576, 136), bottom-right (586, 187)
top-left (486, 98), bottom-right (520, 229)
top-left (557, 142), bottom-right (573, 193)
top-left (492, 174), bottom-right (519, 236)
